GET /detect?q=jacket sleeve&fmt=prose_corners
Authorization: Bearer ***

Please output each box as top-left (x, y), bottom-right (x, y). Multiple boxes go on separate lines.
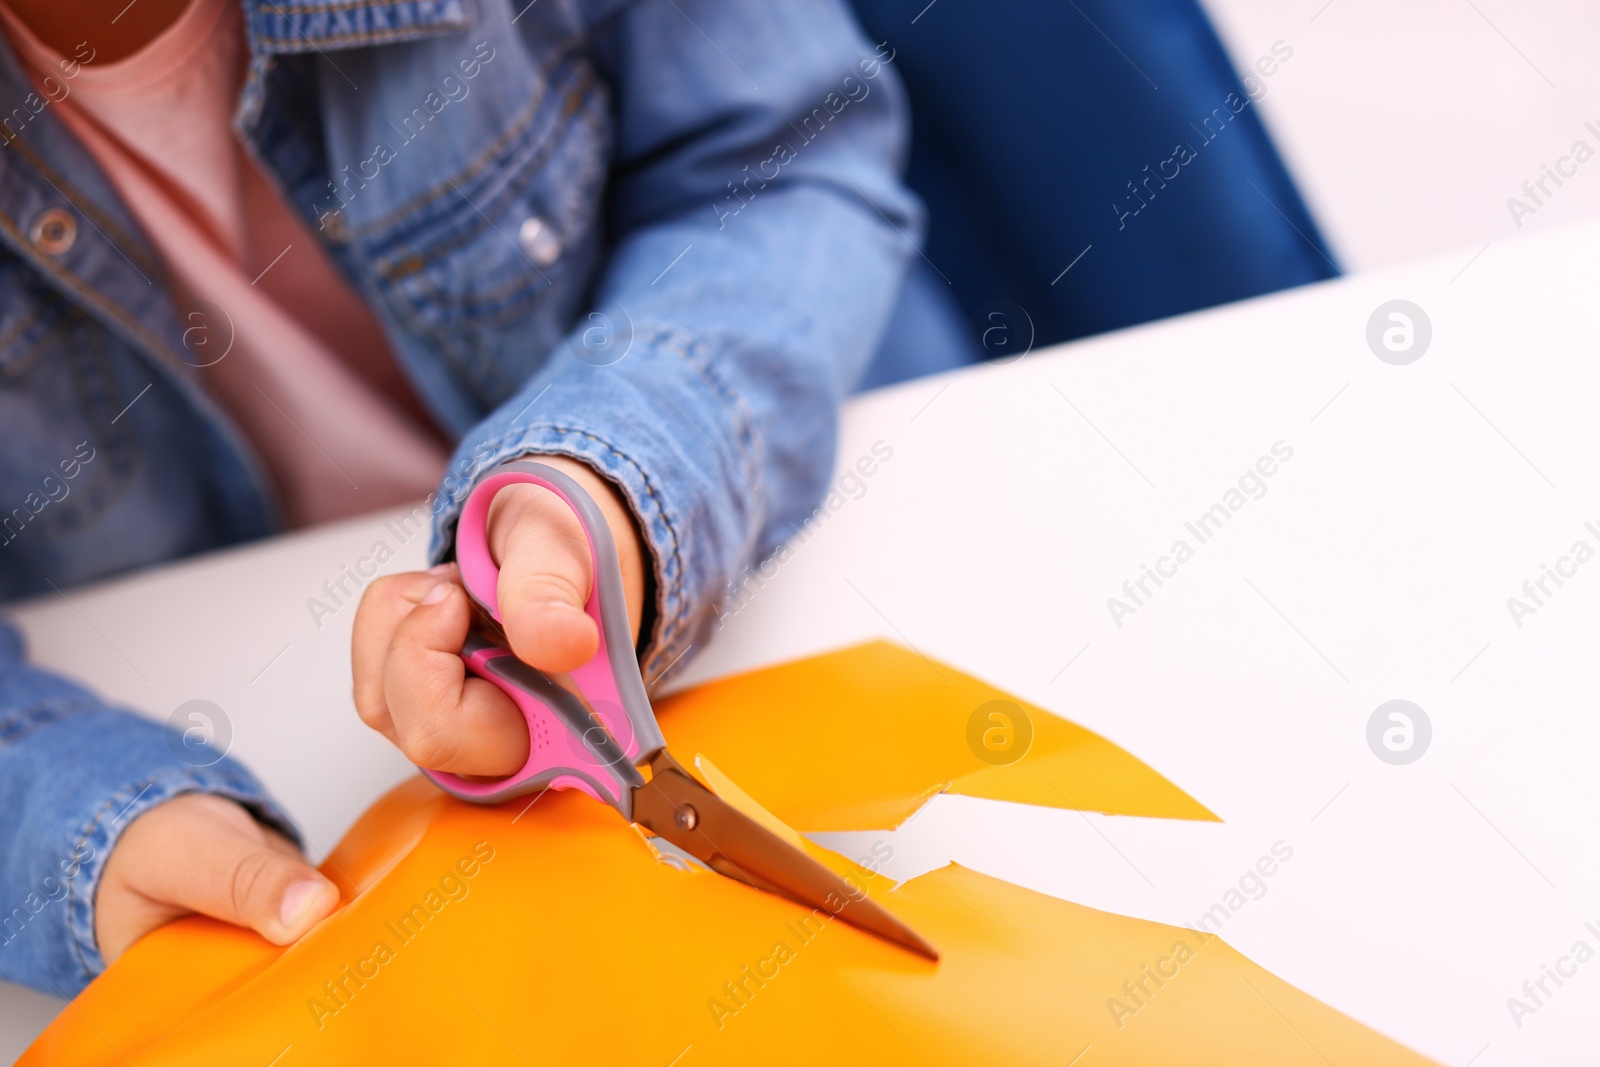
top-left (430, 0), bottom-right (919, 686)
top-left (0, 619), bottom-right (297, 998)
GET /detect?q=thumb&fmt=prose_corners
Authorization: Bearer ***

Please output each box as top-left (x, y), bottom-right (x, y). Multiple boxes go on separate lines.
top-left (199, 829), bottom-right (340, 945)
top-left (487, 481), bottom-right (598, 673)
top-left (96, 794), bottom-right (340, 962)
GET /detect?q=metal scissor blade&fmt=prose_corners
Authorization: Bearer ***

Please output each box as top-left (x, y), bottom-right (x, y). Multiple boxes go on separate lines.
top-left (632, 753), bottom-right (938, 962)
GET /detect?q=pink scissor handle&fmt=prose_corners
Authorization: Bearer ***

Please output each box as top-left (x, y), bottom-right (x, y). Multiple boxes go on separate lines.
top-left (420, 461), bottom-right (664, 815)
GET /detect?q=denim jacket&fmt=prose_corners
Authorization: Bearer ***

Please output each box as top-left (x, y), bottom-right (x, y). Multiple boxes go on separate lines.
top-left (0, 0), bottom-right (920, 996)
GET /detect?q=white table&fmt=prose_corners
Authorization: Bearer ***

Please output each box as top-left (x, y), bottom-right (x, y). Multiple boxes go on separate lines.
top-left (5, 219), bottom-right (1599, 1065)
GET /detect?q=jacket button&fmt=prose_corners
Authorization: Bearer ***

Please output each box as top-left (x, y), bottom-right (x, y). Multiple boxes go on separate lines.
top-left (29, 208), bottom-right (77, 256)
top-left (518, 215), bottom-right (561, 267)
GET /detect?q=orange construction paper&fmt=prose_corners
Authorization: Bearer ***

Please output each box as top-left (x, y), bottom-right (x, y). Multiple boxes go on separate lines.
top-left (654, 640), bottom-right (1218, 829)
top-left (22, 643), bottom-right (1436, 1066)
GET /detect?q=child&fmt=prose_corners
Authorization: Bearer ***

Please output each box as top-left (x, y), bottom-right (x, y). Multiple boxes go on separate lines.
top-left (0, 0), bottom-right (940, 997)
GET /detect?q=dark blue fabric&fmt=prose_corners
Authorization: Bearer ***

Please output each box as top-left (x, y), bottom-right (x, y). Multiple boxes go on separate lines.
top-left (852, 0), bottom-right (1339, 362)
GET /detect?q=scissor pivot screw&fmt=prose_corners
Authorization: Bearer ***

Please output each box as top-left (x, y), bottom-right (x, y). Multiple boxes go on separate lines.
top-left (674, 804), bottom-right (698, 831)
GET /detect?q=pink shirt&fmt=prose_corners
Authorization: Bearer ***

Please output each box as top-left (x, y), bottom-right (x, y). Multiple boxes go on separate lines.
top-left (0, 0), bottom-right (449, 527)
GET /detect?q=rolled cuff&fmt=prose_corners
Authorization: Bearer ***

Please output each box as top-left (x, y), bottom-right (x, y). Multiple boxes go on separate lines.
top-left (429, 322), bottom-right (764, 688)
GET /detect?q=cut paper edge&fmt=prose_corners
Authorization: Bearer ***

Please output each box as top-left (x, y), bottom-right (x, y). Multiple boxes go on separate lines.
top-left (694, 752), bottom-right (811, 852)
top-left (654, 641), bottom-right (1217, 831)
top-left (694, 752), bottom-right (909, 904)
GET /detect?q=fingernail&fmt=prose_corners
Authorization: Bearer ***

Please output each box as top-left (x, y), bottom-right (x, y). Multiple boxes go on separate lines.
top-left (421, 581), bottom-right (451, 605)
top-left (427, 563), bottom-right (454, 576)
top-left (280, 879), bottom-right (328, 928)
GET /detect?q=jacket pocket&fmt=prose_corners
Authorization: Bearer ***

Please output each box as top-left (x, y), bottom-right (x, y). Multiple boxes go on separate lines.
top-left (366, 51), bottom-right (612, 409)
top-left (0, 286), bottom-right (136, 546)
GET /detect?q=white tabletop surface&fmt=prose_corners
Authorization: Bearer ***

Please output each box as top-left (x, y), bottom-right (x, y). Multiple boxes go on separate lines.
top-left (5, 218), bottom-right (1600, 1066)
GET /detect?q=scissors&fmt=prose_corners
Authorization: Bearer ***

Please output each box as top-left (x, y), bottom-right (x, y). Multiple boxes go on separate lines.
top-left (421, 459), bottom-right (937, 961)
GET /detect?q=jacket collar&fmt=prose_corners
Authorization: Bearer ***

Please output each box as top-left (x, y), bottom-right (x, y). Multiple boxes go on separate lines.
top-left (243, 0), bottom-right (473, 54)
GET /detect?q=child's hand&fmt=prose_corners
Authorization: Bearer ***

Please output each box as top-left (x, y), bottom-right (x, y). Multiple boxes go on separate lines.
top-left (95, 793), bottom-right (340, 963)
top-left (351, 456), bottom-right (646, 777)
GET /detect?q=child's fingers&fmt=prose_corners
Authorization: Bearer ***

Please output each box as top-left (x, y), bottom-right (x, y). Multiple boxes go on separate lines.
top-left (487, 482), bottom-right (599, 674)
top-left (95, 794), bottom-right (340, 964)
top-left (383, 579), bottom-right (529, 776)
top-left (350, 566), bottom-right (456, 742)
